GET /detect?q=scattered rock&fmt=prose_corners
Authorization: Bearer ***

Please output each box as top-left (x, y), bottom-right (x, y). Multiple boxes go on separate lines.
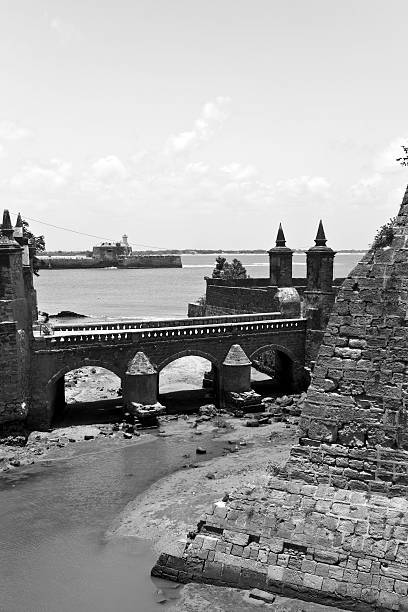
top-left (248, 588), bottom-right (276, 604)
top-left (198, 404), bottom-right (217, 417)
top-left (123, 432), bottom-right (133, 439)
top-left (246, 420), bottom-right (260, 427)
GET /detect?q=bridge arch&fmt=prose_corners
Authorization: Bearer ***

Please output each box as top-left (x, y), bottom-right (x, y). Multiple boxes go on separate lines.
top-left (157, 349), bottom-right (219, 372)
top-left (46, 360), bottom-right (123, 424)
top-left (249, 344), bottom-right (307, 393)
top-left (48, 360), bottom-right (123, 387)
top-left (157, 349), bottom-right (220, 412)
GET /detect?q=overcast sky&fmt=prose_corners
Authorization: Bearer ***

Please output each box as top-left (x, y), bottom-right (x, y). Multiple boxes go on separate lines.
top-left (1, 0), bottom-right (408, 251)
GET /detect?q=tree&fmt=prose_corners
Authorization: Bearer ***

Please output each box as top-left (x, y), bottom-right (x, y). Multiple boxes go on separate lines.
top-left (212, 256), bottom-right (227, 278)
top-left (22, 220), bottom-right (45, 276)
top-left (212, 256), bottom-right (249, 280)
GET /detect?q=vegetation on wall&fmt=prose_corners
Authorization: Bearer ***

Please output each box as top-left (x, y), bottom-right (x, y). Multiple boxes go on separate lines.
top-left (22, 220), bottom-right (45, 276)
top-left (371, 217), bottom-right (396, 250)
top-left (212, 256), bottom-right (249, 279)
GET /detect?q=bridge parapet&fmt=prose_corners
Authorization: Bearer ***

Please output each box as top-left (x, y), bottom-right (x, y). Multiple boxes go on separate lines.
top-left (34, 318), bottom-right (307, 350)
top-left (48, 312), bottom-right (283, 333)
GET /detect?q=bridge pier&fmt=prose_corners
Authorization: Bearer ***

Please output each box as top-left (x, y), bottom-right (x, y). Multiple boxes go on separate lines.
top-left (124, 352), bottom-right (158, 408)
top-left (219, 344), bottom-right (252, 409)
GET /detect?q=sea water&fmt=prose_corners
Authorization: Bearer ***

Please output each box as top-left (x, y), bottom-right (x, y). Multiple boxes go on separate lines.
top-left (34, 252), bottom-right (362, 320)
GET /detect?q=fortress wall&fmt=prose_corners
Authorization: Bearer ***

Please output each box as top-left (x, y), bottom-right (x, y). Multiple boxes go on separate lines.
top-left (119, 254), bottom-right (182, 268)
top-left (0, 322), bottom-right (29, 424)
top-left (205, 285), bottom-right (280, 316)
top-left (37, 255), bottom-right (182, 269)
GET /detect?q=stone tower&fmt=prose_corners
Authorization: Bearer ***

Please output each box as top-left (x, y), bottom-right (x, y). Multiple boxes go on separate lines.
top-left (268, 223), bottom-right (293, 287)
top-left (304, 221), bottom-right (336, 363)
top-left (0, 210), bottom-right (33, 425)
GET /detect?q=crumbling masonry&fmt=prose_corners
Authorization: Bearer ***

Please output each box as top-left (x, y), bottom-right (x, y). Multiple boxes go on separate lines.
top-left (153, 186), bottom-right (408, 610)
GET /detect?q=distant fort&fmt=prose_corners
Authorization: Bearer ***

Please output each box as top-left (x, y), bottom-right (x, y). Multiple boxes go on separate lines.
top-left (37, 234), bottom-right (182, 269)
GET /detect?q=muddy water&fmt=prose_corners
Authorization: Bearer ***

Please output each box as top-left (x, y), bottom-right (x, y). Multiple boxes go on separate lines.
top-left (0, 432), bottom-right (226, 612)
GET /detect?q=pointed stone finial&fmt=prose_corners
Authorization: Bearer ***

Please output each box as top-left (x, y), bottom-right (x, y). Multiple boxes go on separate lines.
top-left (14, 212), bottom-right (24, 240)
top-left (126, 352), bottom-right (156, 375)
top-left (2, 210), bottom-right (14, 239)
top-left (314, 220), bottom-right (327, 247)
top-left (276, 223), bottom-right (286, 247)
top-left (223, 344), bottom-right (252, 366)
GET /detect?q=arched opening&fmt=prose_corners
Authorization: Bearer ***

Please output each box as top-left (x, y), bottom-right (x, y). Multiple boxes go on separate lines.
top-left (158, 355), bottom-right (218, 414)
top-left (48, 365), bottom-right (123, 426)
top-left (250, 345), bottom-right (307, 396)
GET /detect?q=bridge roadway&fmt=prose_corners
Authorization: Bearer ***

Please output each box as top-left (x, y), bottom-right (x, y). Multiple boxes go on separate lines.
top-left (30, 312), bottom-right (307, 428)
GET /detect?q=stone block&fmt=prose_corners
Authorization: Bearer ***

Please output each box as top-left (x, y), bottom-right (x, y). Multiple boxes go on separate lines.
top-left (221, 563), bottom-right (241, 585)
top-left (223, 530), bottom-right (249, 547)
top-left (302, 573), bottom-right (323, 589)
top-left (267, 565), bottom-right (284, 583)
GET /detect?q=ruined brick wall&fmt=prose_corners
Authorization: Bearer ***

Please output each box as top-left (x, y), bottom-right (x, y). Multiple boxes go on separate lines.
top-left (285, 185), bottom-right (408, 495)
top-left (154, 479), bottom-right (408, 610)
top-left (0, 322), bottom-right (29, 424)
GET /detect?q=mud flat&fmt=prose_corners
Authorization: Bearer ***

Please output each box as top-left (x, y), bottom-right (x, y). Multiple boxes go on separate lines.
top-left (111, 418), bottom-right (345, 611)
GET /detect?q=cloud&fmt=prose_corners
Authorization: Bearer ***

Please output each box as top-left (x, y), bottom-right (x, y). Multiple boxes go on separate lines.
top-left (221, 163), bottom-right (258, 181)
top-left (164, 97), bottom-right (231, 155)
top-left (0, 121), bottom-right (30, 141)
top-left (276, 175), bottom-right (331, 198)
top-left (9, 159), bottom-right (71, 192)
top-left (49, 17), bottom-right (80, 45)
top-left (80, 155), bottom-right (128, 194)
top-left (349, 173), bottom-right (383, 203)
top-left (374, 136), bottom-right (408, 174)
top-left (348, 136), bottom-right (407, 208)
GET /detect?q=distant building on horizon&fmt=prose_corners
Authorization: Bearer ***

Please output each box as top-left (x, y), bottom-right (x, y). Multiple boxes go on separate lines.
top-left (92, 234), bottom-right (132, 263)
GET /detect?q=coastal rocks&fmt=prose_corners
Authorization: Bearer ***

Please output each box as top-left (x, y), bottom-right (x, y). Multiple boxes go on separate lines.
top-left (225, 390), bottom-right (262, 414)
top-left (199, 404), bottom-right (217, 417)
top-left (130, 402), bottom-right (166, 421)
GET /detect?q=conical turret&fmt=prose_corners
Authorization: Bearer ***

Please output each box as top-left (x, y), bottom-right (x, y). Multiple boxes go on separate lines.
top-left (1, 210), bottom-right (15, 240)
top-left (306, 220), bottom-right (335, 292)
top-left (14, 212), bottom-right (24, 241)
top-left (275, 223), bottom-right (286, 247)
top-left (314, 220), bottom-right (327, 247)
top-left (268, 223), bottom-right (293, 287)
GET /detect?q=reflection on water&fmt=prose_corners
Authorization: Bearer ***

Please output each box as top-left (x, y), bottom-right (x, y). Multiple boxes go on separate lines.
top-left (0, 433), bottom-right (226, 612)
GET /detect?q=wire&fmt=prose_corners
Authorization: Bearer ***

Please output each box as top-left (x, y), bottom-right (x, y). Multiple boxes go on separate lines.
top-left (8, 211), bottom-right (170, 251)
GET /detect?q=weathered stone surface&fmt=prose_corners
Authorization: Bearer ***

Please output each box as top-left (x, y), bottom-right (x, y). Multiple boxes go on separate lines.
top-left (153, 479), bottom-right (408, 609)
top-left (286, 185), bottom-right (408, 493)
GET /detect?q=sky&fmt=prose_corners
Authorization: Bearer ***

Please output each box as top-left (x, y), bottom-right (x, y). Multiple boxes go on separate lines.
top-left (1, 0), bottom-right (408, 251)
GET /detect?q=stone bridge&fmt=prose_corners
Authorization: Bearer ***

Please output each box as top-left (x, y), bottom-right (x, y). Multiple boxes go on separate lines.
top-left (30, 312), bottom-right (307, 427)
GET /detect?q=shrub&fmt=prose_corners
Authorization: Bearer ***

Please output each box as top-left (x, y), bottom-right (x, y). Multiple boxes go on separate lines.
top-left (371, 217), bottom-right (396, 249)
